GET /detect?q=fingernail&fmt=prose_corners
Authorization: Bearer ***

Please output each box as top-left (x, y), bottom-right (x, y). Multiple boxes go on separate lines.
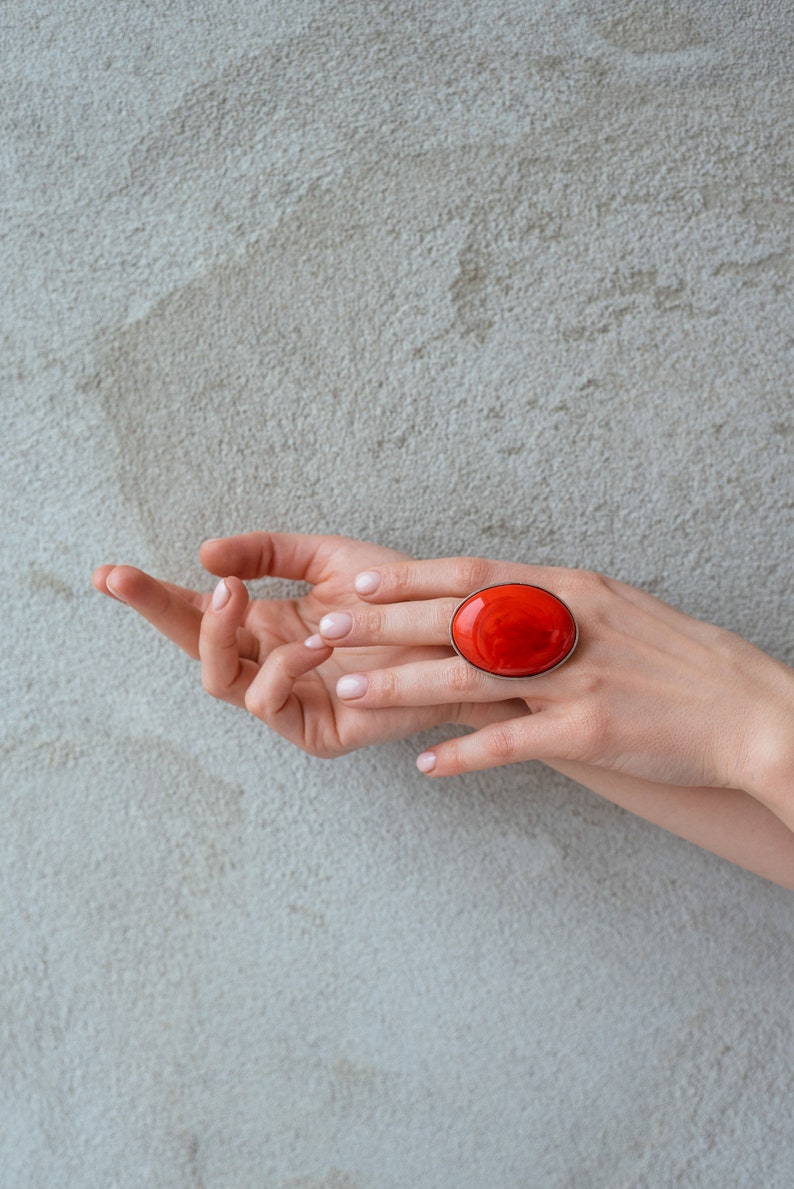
top-left (212, 578), bottom-right (231, 610)
top-left (304, 634), bottom-right (326, 649)
top-left (336, 674), bottom-right (369, 700)
top-left (354, 571), bottom-right (381, 595)
top-left (416, 752), bottom-right (437, 774)
top-left (319, 612), bottom-right (353, 639)
top-left (105, 574), bottom-right (126, 603)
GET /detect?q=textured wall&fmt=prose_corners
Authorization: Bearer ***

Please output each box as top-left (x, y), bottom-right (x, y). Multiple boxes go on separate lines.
top-left (3, 2), bottom-right (793, 1185)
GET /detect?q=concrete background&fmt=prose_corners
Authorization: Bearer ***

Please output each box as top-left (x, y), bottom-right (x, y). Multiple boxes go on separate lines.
top-left (2, 1), bottom-right (793, 1185)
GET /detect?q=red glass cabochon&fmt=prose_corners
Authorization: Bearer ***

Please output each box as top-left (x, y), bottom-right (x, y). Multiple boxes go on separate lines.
top-left (450, 583), bottom-right (578, 678)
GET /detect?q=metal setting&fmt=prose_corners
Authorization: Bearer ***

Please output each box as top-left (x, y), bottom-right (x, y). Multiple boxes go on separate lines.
top-left (449, 582), bottom-right (579, 680)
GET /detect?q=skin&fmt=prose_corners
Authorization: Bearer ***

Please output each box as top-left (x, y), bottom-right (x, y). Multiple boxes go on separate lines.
top-left (92, 532), bottom-right (794, 890)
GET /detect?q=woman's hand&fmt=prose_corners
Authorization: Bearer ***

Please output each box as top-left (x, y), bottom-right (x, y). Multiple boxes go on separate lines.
top-left (319, 556), bottom-right (794, 824)
top-left (92, 533), bottom-right (528, 758)
top-left (92, 537), bottom-right (794, 885)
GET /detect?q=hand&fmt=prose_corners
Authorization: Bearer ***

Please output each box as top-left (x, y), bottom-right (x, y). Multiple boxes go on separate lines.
top-left (91, 533), bottom-right (528, 757)
top-left (318, 555), bottom-right (794, 820)
top-left (92, 538), bottom-right (794, 887)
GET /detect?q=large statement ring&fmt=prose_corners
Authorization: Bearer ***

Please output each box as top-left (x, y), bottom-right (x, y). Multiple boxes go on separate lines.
top-left (450, 583), bottom-right (579, 679)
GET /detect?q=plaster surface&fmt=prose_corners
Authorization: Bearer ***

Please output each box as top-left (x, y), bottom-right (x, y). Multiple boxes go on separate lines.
top-left (2, 2), bottom-right (793, 1185)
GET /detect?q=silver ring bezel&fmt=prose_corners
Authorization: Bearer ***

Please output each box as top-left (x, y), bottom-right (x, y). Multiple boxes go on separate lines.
top-left (449, 582), bottom-right (579, 680)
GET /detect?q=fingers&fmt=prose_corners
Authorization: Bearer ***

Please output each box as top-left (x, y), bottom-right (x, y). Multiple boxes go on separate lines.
top-left (317, 599), bottom-right (458, 648)
top-left (94, 565), bottom-right (208, 610)
top-left (243, 636), bottom-right (334, 747)
top-left (93, 564), bottom-right (207, 659)
top-left (353, 556), bottom-right (720, 651)
top-left (333, 656), bottom-right (527, 707)
top-left (199, 577), bottom-right (258, 707)
top-left (415, 710), bottom-right (579, 777)
top-left (93, 564), bottom-right (127, 603)
top-left (351, 556), bottom-right (567, 603)
top-left (199, 532), bottom-right (342, 585)
top-left (347, 559), bottom-right (712, 665)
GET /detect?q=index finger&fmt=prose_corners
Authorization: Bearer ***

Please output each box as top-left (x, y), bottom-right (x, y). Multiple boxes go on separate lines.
top-left (200, 532), bottom-right (340, 584)
top-left (353, 556), bottom-right (572, 603)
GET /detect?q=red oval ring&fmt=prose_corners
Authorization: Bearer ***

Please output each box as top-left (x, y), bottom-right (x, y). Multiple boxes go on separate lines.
top-left (450, 583), bottom-right (578, 679)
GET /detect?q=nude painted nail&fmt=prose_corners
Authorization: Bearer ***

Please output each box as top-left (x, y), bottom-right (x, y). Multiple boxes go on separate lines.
top-left (354, 571), bottom-right (381, 595)
top-left (319, 612), bottom-right (353, 639)
top-left (304, 634), bottom-right (326, 649)
top-left (416, 752), bottom-right (437, 773)
top-left (212, 578), bottom-right (231, 610)
top-left (336, 674), bottom-right (369, 700)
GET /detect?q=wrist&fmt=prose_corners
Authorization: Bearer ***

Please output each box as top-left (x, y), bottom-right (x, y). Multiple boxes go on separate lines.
top-left (739, 660), bottom-right (794, 828)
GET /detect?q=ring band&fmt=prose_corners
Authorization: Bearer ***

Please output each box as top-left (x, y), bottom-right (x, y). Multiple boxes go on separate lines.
top-left (450, 583), bottom-right (579, 679)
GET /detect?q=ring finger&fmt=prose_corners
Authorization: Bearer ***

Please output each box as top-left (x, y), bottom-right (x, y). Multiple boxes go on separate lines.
top-left (333, 656), bottom-right (559, 707)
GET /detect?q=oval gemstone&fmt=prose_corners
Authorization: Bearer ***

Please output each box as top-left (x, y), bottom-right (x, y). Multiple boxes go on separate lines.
top-left (450, 583), bottom-right (577, 678)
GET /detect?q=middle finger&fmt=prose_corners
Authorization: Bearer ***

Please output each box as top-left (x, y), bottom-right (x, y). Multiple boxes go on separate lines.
top-left (199, 577), bottom-right (261, 707)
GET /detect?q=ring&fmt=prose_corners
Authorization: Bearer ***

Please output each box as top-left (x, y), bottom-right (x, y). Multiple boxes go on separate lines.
top-left (450, 583), bottom-right (579, 679)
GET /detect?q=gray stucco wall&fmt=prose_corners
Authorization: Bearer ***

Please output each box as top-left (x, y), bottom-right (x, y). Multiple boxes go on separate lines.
top-left (3, 2), bottom-right (793, 1185)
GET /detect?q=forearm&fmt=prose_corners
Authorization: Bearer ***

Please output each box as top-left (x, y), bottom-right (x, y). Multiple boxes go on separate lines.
top-left (546, 760), bottom-right (794, 891)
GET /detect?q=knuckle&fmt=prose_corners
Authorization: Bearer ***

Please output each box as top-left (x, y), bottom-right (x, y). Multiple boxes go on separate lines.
top-left (388, 564), bottom-right (417, 597)
top-left (375, 666), bottom-right (400, 701)
top-left (457, 556), bottom-right (491, 593)
top-left (202, 665), bottom-right (239, 701)
top-left (566, 567), bottom-right (610, 600)
top-left (448, 658), bottom-right (476, 695)
top-left (244, 684), bottom-right (265, 719)
top-left (574, 699), bottom-right (609, 757)
top-left (438, 741), bottom-right (466, 776)
top-left (436, 599), bottom-right (458, 636)
top-left (357, 605), bottom-right (384, 638)
top-left (484, 722), bottom-right (518, 762)
top-left (570, 663), bottom-right (606, 701)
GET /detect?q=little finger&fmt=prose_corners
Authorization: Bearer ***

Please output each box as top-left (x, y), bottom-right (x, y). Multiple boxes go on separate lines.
top-left (416, 710), bottom-right (578, 776)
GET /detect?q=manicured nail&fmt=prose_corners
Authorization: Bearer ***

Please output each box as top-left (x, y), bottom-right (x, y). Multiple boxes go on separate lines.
top-left (212, 578), bottom-right (231, 610)
top-left (336, 674), bottom-right (369, 700)
top-left (319, 612), bottom-right (353, 639)
top-left (304, 634), bottom-right (326, 649)
top-left (354, 571), bottom-right (381, 595)
top-left (416, 751), bottom-right (437, 774)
